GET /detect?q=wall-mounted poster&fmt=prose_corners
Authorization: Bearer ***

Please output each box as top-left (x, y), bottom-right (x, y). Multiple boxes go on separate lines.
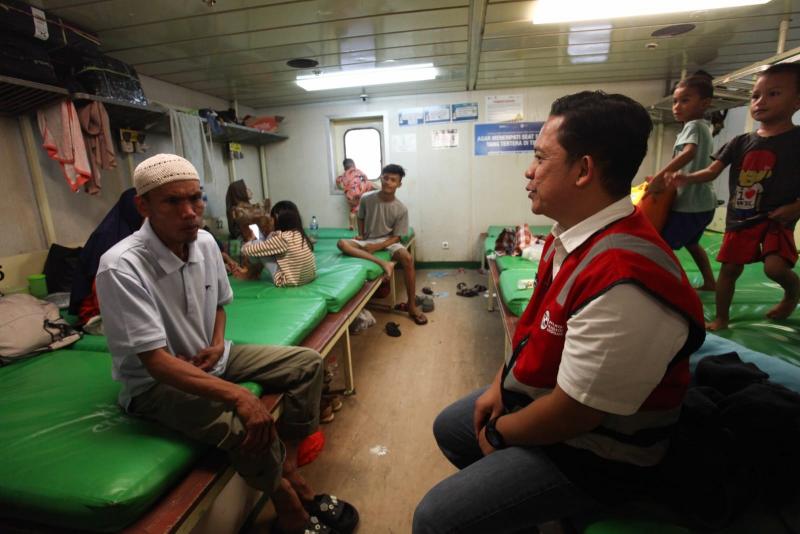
top-left (399, 108), bottom-right (424, 127)
top-left (432, 128), bottom-right (459, 149)
top-left (486, 95), bottom-right (524, 122)
top-left (474, 122), bottom-right (543, 156)
top-left (452, 102), bottom-right (479, 122)
top-left (424, 105), bottom-right (451, 123)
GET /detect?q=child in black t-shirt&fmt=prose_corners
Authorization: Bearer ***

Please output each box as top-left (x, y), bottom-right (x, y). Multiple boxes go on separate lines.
top-left (670, 63), bottom-right (800, 330)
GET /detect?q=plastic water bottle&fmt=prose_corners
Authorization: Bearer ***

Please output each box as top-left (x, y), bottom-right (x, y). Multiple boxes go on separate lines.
top-left (310, 216), bottom-right (319, 233)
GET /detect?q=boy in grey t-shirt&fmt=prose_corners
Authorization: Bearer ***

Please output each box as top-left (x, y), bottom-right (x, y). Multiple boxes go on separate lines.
top-left (338, 164), bottom-right (427, 325)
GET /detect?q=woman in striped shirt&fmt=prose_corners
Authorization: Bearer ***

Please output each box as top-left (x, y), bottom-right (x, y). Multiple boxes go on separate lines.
top-left (236, 201), bottom-right (316, 287)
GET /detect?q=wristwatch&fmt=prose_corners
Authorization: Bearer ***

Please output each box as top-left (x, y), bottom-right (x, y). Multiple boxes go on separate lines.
top-left (484, 416), bottom-right (508, 450)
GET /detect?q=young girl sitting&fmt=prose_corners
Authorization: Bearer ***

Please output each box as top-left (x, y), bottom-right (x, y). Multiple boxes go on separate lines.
top-left (235, 201), bottom-right (316, 287)
top-left (649, 72), bottom-right (718, 290)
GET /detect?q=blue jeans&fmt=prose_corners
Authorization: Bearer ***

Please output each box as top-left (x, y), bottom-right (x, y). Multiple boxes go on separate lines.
top-left (413, 388), bottom-right (603, 534)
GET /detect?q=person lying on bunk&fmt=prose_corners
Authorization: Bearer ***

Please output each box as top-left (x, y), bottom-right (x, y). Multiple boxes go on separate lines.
top-left (233, 200), bottom-right (317, 287)
top-left (96, 154), bottom-right (358, 534)
top-left (337, 163), bottom-right (428, 325)
top-left (414, 92), bottom-right (706, 533)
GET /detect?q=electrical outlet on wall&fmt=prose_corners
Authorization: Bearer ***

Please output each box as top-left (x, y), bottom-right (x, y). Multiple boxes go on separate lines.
top-left (441, 241), bottom-right (449, 249)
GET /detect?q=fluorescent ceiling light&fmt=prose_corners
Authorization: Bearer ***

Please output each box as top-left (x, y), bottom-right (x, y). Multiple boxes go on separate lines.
top-left (296, 63), bottom-right (438, 91)
top-left (532, 0), bottom-right (771, 24)
top-left (568, 24), bottom-right (611, 64)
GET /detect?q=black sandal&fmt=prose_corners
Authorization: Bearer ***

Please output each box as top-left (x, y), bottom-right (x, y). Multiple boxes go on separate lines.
top-left (272, 515), bottom-right (334, 534)
top-left (304, 494), bottom-right (359, 534)
top-left (385, 322), bottom-right (401, 337)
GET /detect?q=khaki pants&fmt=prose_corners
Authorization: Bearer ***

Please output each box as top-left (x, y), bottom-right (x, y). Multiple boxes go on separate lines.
top-left (129, 344), bottom-right (324, 493)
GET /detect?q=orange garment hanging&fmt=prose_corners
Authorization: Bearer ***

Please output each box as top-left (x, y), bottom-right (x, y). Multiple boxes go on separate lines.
top-left (37, 100), bottom-right (92, 193)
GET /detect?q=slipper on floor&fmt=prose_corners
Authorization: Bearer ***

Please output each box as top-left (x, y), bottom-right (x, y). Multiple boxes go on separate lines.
top-left (415, 295), bottom-right (434, 312)
top-left (394, 302), bottom-right (409, 312)
top-left (385, 322), bottom-right (401, 337)
top-left (457, 287), bottom-right (478, 297)
top-left (324, 394), bottom-right (343, 412)
top-left (272, 515), bottom-right (334, 534)
top-left (473, 284), bottom-right (487, 292)
top-left (410, 312), bottom-right (428, 325)
top-left (304, 494), bottom-right (359, 534)
top-left (422, 286), bottom-right (434, 295)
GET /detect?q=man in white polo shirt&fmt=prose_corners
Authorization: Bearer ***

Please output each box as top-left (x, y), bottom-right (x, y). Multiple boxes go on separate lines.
top-left (96, 154), bottom-right (358, 534)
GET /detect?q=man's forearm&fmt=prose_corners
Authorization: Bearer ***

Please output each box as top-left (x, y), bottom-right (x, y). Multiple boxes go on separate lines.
top-left (211, 306), bottom-right (226, 348)
top-left (140, 348), bottom-right (245, 405)
top-left (495, 385), bottom-right (605, 446)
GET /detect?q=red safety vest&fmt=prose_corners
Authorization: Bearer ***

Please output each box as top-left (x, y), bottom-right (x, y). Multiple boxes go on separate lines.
top-left (503, 207), bottom-right (705, 465)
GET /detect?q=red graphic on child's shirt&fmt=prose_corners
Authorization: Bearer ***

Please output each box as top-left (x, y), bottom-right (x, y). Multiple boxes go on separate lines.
top-left (733, 149), bottom-right (775, 215)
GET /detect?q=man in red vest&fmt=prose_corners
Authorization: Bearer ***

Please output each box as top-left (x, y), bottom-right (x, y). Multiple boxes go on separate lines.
top-left (414, 92), bottom-right (706, 533)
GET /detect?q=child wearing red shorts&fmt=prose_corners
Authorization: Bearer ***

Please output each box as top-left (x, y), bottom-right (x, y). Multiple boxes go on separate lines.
top-left (670, 63), bottom-right (800, 330)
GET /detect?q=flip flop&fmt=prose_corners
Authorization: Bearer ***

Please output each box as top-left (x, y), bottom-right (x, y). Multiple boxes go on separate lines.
top-left (473, 284), bottom-right (487, 292)
top-left (457, 287), bottom-right (477, 297)
top-left (410, 311), bottom-right (428, 325)
top-left (394, 302), bottom-right (409, 312)
top-left (385, 322), bottom-right (401, 337)
top-left (304, 494), bottom-right (359, 534)
top-left (272, 515), bottom-right (334, 534)
top-left (422, 286), bottom-right (434, 295)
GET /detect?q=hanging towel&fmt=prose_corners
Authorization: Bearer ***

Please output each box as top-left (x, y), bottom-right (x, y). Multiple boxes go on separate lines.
top-left (37, 100), bottom-right (93, 193)
top-left (169, 110), bottom-right (214, 184)
top-left (77, 101), bottom-right (117, 195)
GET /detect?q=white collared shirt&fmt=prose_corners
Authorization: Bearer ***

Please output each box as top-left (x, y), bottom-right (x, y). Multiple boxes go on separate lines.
top-left (96, 219), bottom-right (233, 409)
top-left (549, 197), bottom-right (690, 415)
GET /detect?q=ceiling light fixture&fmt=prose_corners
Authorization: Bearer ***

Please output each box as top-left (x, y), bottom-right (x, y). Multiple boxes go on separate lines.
top-left (296, 63), bottom-right (438, 91)
top-left (531, 0), bottom-right (770, 24)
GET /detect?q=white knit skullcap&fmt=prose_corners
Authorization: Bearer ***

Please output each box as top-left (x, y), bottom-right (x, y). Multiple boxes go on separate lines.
top-left (133, 154), bottom-right (200, 195)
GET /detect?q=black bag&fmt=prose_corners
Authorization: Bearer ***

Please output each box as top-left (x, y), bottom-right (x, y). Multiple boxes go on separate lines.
top-left (0, 1), bottom-right (99, 52)
top-left (0, 34), bottom-right (59, 84)
top-left (43, 244), bottom-right (82, 294)
top-left (73, 52), bottom-right (148, 106)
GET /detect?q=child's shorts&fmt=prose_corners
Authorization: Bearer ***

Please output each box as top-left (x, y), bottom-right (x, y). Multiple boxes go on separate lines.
top-left (661, 210), bottom-right (715, 249)
top-left (717, 219), bottom-right (798, 266)
top-left (350, 238), bottom-right (406, 256)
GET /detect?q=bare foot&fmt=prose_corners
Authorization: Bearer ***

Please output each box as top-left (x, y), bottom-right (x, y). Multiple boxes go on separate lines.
top-left (408, 307), bottom-right (428, 325)
top-left (766, 296), bottom-right (799, 320)
top-left (694, 283), bottom-right (716, 292)
top-left (705, 318), bottom-right (729, 331)
top-left (381, 261), bottom-right (395, 279)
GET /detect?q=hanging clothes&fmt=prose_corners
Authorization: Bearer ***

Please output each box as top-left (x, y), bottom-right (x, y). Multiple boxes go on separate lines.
top-left (37, 99), bottom-right (93, 192)
top-left (169, 109), bottom-right (214, 185)
top-left (77, 101), bottom-right (117, 194)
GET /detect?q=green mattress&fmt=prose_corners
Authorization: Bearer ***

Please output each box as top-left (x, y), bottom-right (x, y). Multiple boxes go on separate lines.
top-left (225, 297), bottom-right (327, 346)
top-left (0, 350), bottom-right (261, 531)
top-left (315, 249), bottom-right (391, 281)
top-left (71, 334), bottom-right (109, 353)
top-left (584, 333), bottom-right (800, 534)
top-left (229, 263), bottom-right (368, 312)
top-left (311, 227), bottom-right (415, 244)
top-left (675, 231), bottom-right (800, 364)
top-left (498, 269), bottom-right (536, 317)
top-left (496, 255), bottom-right (537, 272)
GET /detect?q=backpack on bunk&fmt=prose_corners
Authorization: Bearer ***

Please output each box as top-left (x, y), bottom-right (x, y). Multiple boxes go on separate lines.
top-left (0, 293), bottom-right (80, 365)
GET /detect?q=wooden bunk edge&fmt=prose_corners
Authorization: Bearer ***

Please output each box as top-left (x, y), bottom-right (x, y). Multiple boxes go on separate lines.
top-left (488, 258), bottom-right (519, 344)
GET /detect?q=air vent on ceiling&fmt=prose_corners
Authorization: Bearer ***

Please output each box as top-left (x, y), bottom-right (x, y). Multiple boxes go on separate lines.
top-left (651, 24), bottom-right (696, 37)
top-left (287, 58), bottom-right (319, 69)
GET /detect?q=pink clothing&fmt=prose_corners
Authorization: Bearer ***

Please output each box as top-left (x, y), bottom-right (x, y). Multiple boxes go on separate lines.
top-left (37, 100), bottom-right (92, 193)
top-left (78, 102), bottom-right (117, 195)
top-left (336, 168), bottom-right (375, 213)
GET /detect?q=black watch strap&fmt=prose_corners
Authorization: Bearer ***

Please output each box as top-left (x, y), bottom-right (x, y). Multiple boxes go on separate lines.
top-left (485, 416), bottom-right (507, 449)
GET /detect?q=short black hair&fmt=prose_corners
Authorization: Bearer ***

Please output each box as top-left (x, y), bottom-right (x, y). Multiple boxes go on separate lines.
top-left (343, 158), bottom-right (355, 169)
top-left (676, 70), bottom-right (714, 100)
top-left (381, 163), bottom-right (406, 179)
top-left (760, 63), bottom-right (800, 92)
top-left (549, 91), bottom-right (652, 198)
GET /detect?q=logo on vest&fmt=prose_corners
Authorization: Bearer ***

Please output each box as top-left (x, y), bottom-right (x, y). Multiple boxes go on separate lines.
top-left (539, 310), bottom-right (565, 336)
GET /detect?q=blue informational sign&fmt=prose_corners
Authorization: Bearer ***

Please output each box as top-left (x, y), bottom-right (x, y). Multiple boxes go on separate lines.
top-left (474, 122), bottom-right (543, 156)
